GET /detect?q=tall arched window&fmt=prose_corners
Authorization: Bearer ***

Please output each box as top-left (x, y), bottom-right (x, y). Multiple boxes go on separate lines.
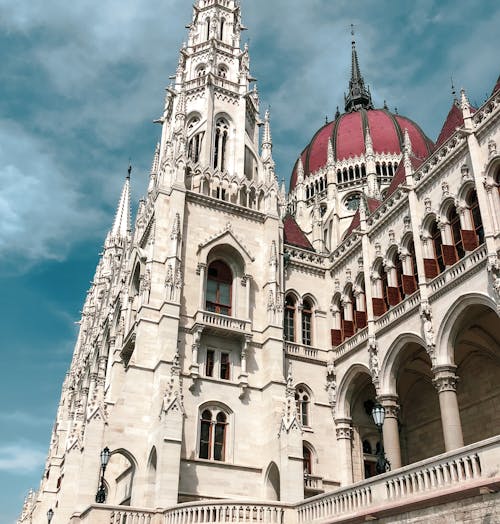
top-left (465, 190), bottom-right (484, 247)
top-left (199, 408), bottom-right (228, 461)
top-left (302, 299), bottom-right (313, 346)
top-left (213, 118), bottom-right (229, 171)
top-left (295, 386), bottom-right (310, 426)
top-left (342, 289), bottom-right (355, 339)
top-left (401, 240), bottom-right (419, 295)
top-left (447, 206), bottom-right (465, 262)
top-left (219, 18), bottom-right (225, 41)
top-left (303, 445), bottom-right (312, 475)
top-left (206, 260), bottom-right (232, 315)
top-left (206, 19), bottom-right (211, 40)
top-left (431, 221), bottom-right (445, 274)
top-left (284, 295), bottom-right (296, 342)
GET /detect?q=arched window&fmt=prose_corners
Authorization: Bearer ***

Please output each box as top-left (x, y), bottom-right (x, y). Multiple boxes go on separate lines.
top-left (465, 189), bottom-right (484, 247)
top-left (295, 386), bottom-right (310, 426)
top-left (199, 408), bottom-right (228, 461)
top-left (196, 65), bottom-right (206, 78)
top-left (213, 118), bottom-right (229, 171)
top-left (284, 295), bottom-right (296, 342)
top-left (401, 240), bottom-right (419, 295)
top-left (217, 65), bottom-right (227, 78)
top-left (342, 289), bottom-right (355, 339)
top-left (302, 299), bottom-right (313, 346)
top-left (219, 18), bottom-right (225, 40)
top-left (303, 445), bottom-right (312, 475)
top-left (387, 253), bottom-right (403, 306)
top-left (206, 260), bottom-right (232, 315)
top-left (372, 263), bottom-right (388, 317)
top-left (353, 280), bottom-right (367, 329)
top-left (447, 206), bottom-right (465, 261)
top-left (206, 19), bottom-right (211, 41)
top-left (431, 221), bottom-right (445, 274)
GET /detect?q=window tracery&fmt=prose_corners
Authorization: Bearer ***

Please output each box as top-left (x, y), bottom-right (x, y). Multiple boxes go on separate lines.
top-left (206, 260), bottom-right (232, 315)
top-left (199, 407), bottom-right (228, 461)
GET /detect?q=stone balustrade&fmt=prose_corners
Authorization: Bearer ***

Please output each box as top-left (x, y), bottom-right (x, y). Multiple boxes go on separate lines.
top-left (285, 342), bottom-right (328, 362)
top-left (164, 502), bottom-right (287, 524)
top-left (194, 310), bottom-right (251, 335)
top-left (71, 437), bottom-right (500, 524)
top-left (428, 244), bottom-right (487, 298)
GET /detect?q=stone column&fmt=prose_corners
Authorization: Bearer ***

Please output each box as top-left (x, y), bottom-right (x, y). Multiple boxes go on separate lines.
top-left (197, 263), bottom-right (207, 310)
top-left (433, 365), bottom-right (464, 451)
top-left (335, 418), bottom-right (353, 486)
top-left (378, 395), bottom-right (402, 470)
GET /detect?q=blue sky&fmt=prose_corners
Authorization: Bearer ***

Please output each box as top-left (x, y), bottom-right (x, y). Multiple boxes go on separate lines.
top-left (0, 0), bottom-right (498, 521)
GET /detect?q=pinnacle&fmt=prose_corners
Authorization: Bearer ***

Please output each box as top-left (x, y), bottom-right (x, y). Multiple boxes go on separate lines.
top-left (110, 170), bottom-right (131, 239)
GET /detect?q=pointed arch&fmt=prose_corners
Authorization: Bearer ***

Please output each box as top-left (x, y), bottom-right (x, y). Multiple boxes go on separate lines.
top-left (336, 363), bottom-right (372, 419)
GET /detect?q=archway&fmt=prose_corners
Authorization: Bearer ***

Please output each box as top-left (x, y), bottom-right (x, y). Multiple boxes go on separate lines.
top-left (264, 462), bottom-right (280, 501)
top-left (452, 304), bottom-right (500, 445)
top-left (396, 343), bottom-right (443, 464)
top-left (105, 449), bottom-right (136, 506)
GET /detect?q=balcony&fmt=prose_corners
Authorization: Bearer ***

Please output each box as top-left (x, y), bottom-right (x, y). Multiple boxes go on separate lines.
top-left (304, 474), bottom-right (325, 497)
top-left (70, 437), bottom-right (500, 524)
top-left (285, 341), bottom-right (328, 363)
top-left (193, 310), bottom-right (252, 337)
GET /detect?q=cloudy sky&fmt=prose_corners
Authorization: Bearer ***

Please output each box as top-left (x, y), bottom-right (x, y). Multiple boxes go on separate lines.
top-left (0, 0), bottom-right (498, 521)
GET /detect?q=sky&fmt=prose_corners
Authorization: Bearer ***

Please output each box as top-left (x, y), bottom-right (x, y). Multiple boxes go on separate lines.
top-left (0, 0), bottom-right (498, 521)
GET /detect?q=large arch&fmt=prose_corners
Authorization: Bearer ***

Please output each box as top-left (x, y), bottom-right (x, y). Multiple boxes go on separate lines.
top-left (336, 363), bottom-right (372, 419)
top-left (434, 292), bottom-right (498, 365)
top-left (379, 332), bottom-right (427, 394)
top-left (105, 448), bottom-right (138, 506)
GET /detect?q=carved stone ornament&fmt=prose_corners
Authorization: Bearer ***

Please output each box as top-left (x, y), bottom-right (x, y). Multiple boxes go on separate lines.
top-left (368, 337), bottom-right (380, 387)
top-left (388, 229), bottom-right (395, 243)
top-left (461, 163), bottom-right (472, 181)
top-left (420, 303), bottom-right (436, 361)
top-left (375, 242), bottom-right (382, 257)
top-left (441, 180), bottom-right (450, 196)
top-left (403, 215), bottom-right (411, 231)
top-left (432, 366), bottom-right (459, 393)
top-left (424, 197), bottom-right (432, 213)
top-left (325, 359), bottom-right (337, 415)
top-left (488, 139), bottom-right (497, 158)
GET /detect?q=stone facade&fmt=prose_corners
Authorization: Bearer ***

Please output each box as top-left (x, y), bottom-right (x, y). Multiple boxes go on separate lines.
top-left (18, 1), bottom-right (500, 523)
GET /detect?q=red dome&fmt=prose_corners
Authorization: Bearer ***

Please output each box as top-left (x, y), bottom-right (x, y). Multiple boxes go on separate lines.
top-left (290, 109), bottom-right (434, 190)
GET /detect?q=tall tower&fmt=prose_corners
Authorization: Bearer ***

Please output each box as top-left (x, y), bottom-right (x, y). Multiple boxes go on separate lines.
top-left (20, 2), bottom-right (296, 522)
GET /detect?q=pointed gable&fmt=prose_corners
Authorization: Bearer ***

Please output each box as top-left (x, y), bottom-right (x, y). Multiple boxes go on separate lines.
top-left (436, 102), bottom-right (464, 148)
top-left (344, 197), bottom-right (382, 238)
top-left (385, 156), bottom-right (424, 198)
top-left (283, 215), bottom-right (314, 251)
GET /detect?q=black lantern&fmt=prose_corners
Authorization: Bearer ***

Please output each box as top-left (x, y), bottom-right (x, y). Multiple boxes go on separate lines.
top-left (95, 447), bottom-right (111, 503)
top-left (371, 403), bottom-right (390, 474)
top-left (47, 508), bottom-right (54, 523)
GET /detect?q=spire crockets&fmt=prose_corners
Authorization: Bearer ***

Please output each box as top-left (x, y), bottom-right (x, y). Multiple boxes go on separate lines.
top-left (109, 167), bottom-right (131, 240)
top-left (344, 26), bottom-right (374, 113)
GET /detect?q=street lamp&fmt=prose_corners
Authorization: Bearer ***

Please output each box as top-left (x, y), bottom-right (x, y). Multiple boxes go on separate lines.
top-left (95, 447), bottom-right (111, 503)
top-left (47, 508), bottom-right (54, 523)
top-left (371, 403), bottom-right (390, 474)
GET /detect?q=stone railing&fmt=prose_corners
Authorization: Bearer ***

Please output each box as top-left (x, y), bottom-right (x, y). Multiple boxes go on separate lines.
top-left (164, 501), bottom-right (288, 524)
top-left (304, 474), bottom-right (324, 492)
top-left (285, 341), bottom-right (328, 362)
top-left (71, 437), bottom-right (500, 524)
top-left (296, 435), bottom-right (500, 523)
top-left (428, 244), bottom-right (487, 298)
top-left (194, 310), bottom-right (251, 335)
top-left (375, 291), bottom-right (421, 333)
top-left (334, 327), bottom-right (368, 358)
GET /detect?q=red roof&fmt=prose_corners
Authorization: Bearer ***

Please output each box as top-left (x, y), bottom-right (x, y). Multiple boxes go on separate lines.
top-left (436, 102), bottom-right (464, 147)
top-left (283, 214), bottom-right (314, 251)
top-left (290, 109), bottom-right (433, 190)
top-left (344, 197), bottom-right (382, 238)
top-left (385, 156), bottom-right (424, 197)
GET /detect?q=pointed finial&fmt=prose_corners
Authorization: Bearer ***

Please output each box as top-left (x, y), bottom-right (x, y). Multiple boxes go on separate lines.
top-left (460, 87), bottom-right (472, 124)
top-left (327, 138), bottom-right (335, 166)
top-left (297, 157), bottom-right (304, 184)
top-left (325, 115), bottom-right (329, 125)
top-left (335, 106), bottom-right (341, 119)
top-left (383, 100), bottom-right (388, 110)
top-left (365, 126), bottom-right (373, 155)
top-left (110, 171), bottom-right (131, 239)
top-left (263, 107), bottom-right (272, 146)
top-left (451, 75), bottom-right (457, 101)
top-left (151, 143), bottom-right (160, 175)
top-left (394, 107), bottom-right (399, 115)
top-left (127, 163), bottom-right (132, 180)
top-left (403, 128), bottom-right (412, 156)
top-left (345, 25), bottom-right (374, 112)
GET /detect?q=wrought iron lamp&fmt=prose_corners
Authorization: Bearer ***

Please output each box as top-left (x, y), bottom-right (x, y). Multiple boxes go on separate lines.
top-left (47, 508), bottom-right (54, 523)
top-left (95, 447), bottom-right (111, 503)
top-left (371, 403), bottom-right (390, 474)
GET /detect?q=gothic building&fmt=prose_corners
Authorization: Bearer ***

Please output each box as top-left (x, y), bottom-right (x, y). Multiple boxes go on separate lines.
top-left (19, 1), bottom-right (500, 523)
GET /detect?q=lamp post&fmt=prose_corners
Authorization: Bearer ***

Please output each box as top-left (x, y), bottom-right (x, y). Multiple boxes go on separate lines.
top-left (47, 508), bottom-right (54, 523)
top-left (371, 403), bottom-right (390, 474)
top-left (95, 447), bottom-right (111, 503)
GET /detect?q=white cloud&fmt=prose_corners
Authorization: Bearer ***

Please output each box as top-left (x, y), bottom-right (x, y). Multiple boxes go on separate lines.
top-left (0, 120), bottom-right (106, 263)
top-left (0, 443), bottom-right (46, 474)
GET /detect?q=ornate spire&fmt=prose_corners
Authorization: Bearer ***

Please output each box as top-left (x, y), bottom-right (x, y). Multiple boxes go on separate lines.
top-left (110, 168), bottom-right (131, 239)
top-left (297, 157), bottom-right (304, 184)
top-left (344, 26), bottom-right (374, 113)
top-left (263, 108), bottom-right (272, 148)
